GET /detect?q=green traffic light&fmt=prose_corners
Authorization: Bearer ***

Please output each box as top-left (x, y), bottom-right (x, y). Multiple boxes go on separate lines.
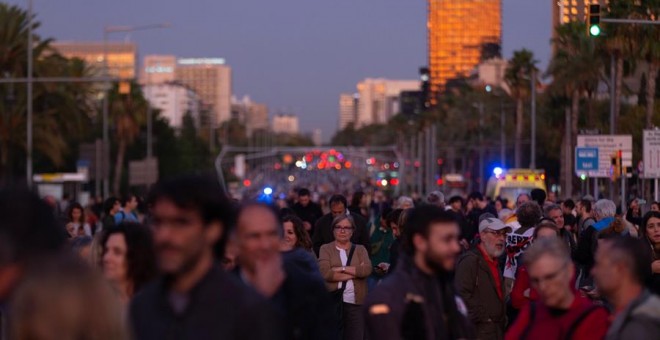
top-left (589, 25), bottom-right (601, 36)
top-left (580, 174), bottom-right (587, 181)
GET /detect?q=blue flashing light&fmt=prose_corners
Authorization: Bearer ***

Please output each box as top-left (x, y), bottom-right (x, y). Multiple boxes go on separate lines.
top-left (493, 167), bottom-right (504, 177)
top-left (263, 187), bottom-right (273, 195)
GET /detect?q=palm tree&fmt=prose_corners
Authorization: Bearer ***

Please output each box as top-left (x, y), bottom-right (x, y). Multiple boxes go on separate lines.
top-left (505, 49), bottom-right (537, 168)
top-left (547, 21), bottom-right (603, 198)
top-left (109, 81), bottom-right (147, 194)
top-left (639, 2), bottom-right (660, 128)
top-left (0, 4), bottom-right (94, 181)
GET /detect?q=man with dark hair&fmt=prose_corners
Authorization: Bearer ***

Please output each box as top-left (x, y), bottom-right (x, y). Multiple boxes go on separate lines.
top-left (465, 192), bottom-right (497, 244)
top-left (130, 176), bottom-right (283, 339)
top-left (102, 197), bottom-right (121, 229)
top-left (530, 188), bottom-right (547, 207)
top-left (312, 194), bottom-right (369, 256)
top-left (592, 237), bottom-right (660, 339)
top-left (234, 203), bottom-right (337, 340)
top-left (292, 188), bottom-right (323, 234)
top-left (504, 202), bottom-right (542, 292)
top-left (577, 199), bottom-right (595, 235)
top-left (114, 193), bottom-right (139, 224)
top-left (365, 205), bottom-right (474, 340)
top-left (0, 186), bottom-right (68, 337)
top-left (562, 199), bottom-right (576, 216)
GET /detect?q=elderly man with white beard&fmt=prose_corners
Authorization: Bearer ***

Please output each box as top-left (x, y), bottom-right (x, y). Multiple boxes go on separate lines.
top-left (455, 216), bottom-right (511, 340)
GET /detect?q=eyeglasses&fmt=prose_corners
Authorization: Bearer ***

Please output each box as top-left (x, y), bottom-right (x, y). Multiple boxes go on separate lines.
top-left (529, 266), bottom-right (565, 286)
top-left (334, 226), bottom-right (354, 232)
top-left (483, 229), bottom-right (508, 237)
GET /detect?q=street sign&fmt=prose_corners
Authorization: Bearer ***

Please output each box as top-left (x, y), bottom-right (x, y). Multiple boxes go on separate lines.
top-left (129, 157), bottom-right (159, 186)
top-left (643, 130), bottom-right (660, 178)
top-left (575, 147), bottom-right (599, 172)
top-left (577, 135), bottom-right (633, 178)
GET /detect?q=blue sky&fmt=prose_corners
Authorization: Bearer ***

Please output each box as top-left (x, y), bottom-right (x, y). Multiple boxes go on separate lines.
top-left (9, 0), bottom-right (551, 141)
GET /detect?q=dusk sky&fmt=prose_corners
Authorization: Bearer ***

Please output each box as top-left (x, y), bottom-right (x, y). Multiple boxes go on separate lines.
top-left (9, 0), bottom-right (551, 141)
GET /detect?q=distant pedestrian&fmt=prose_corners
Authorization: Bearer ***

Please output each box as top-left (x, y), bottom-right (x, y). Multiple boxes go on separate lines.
top-left (639, 211), bottom-right (660, 294)
top-left (292, 188), bottom-right (324, 234)
top-left (102, 197), bottom-right (121, 229)
top-left (504, 202), bottom-right (542, 294)
top-left (313, 194), bottom-right (370, 256)
top-left (455, 216), bottom-right (511, 339)
top-left (114, 194), bottom-right (139, 224)
top-left (66, 202), bottom-right (92, 237)
top-left (318, 214), bottom-right (372, 340)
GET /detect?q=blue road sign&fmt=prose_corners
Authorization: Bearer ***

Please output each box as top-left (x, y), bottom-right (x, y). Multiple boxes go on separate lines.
top-left (576, 147), bottom-right (599, 172)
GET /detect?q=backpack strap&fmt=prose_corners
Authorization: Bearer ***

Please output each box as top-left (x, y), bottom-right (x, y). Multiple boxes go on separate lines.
top-left (520, 302), bottom-right (536, 340)
top-left (565, 305), bottom-right (600, 340)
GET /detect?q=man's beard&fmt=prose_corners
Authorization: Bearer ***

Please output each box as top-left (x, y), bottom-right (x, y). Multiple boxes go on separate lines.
top-left (483, 241), bottom-right (505, 258)
top-left (424, 251), bottom-right (454, 275)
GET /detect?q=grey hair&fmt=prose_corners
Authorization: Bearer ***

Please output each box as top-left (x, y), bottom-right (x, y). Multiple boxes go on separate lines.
top-left (397, 196), bottom-right (414, 208)
top-left (543, 204), bottom-right (562, 217)
top-left (594, 199), bottom-right (617, 219)
top-left (427, 191), bottom-right (445, 205)
top-left (522, 237), bottom-right (571, 268)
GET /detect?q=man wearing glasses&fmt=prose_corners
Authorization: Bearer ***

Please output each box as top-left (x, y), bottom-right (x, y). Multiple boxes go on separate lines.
top-left (505, 238), bottom-right (609, 340)
top-left (455, 216), bottom-right (511, 340)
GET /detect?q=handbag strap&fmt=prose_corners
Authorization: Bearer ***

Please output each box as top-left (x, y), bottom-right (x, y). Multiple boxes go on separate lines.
top-left (339, 244), bottom-right (357, 291)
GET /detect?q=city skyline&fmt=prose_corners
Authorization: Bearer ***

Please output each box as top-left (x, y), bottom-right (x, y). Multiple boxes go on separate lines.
top-left (9, 0), bottom-right (551, 142)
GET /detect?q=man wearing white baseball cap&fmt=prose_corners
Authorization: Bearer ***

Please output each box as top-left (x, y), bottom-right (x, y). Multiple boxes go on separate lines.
top-left (455, 215), bottom-right (512, 340)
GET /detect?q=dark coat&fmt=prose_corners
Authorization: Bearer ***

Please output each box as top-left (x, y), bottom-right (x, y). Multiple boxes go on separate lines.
top-left (233, 256), bottom-right (338, 340)
top-left (364, 256), bottom-right (475, 340)
top-left (455, 247), bottom-right (506, 340)
top-left (312, 213), bottom-right (370, 257)
top-left (129, 265), bottom-right (284, 340)
top-left (292, 202), bottom-right (324, 232)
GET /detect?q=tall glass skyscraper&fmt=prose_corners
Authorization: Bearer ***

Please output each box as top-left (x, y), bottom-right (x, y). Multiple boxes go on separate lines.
top-left (427, 0), bottom-right (502, 103)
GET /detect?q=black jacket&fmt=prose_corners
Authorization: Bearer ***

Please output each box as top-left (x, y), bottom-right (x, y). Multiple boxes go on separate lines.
top-left (233, 256), bottom-right (339, 340)
top-left (312, 212), bottom-right (370, 257)
top-left (292, 202), bottom-right (324, 232)
top-left (129, 265), bottom-right (284, 340)
top-left (364, 256), bottom-right (475, 340)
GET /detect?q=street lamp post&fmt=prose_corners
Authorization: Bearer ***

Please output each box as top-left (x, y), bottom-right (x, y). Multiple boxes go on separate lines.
top-left (102, 23), bottom-right (169, 197)
top-left (26, 0), bottom-right (33, 188)
top-left (530, 68), bottom-right (537, 170)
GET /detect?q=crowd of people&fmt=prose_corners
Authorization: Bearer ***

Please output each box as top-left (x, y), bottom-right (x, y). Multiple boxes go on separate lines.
top-left (1, 176), bottom-right (660, 340)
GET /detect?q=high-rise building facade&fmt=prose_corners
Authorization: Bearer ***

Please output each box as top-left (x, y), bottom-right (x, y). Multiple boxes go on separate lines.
top-left (356, 78), bottom-right (419, 127)
top-left (338, 93), bottom-right (358, 130)
top-left (140, 55), bottom-right (177, 85)
top-left (52, 41), bottom-right (137, 79)
top-left (427, 0), bottom-right (502, 102)
top-left (272, 114), bottom-right (300, 135)
top-left (231, 95), bottom-right (269, 137)
top-left (553, 0), bottom-right (609, 28)
top-left (140, 56), bottom-right (232, 127)
top-left (143, 82), bottom-right (200, 129)
top-left (175, 58), bottom-right (232, 127)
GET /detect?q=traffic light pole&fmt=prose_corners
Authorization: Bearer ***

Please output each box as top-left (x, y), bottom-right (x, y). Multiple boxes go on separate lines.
top-left (601, 18), bottom-right (660, 25)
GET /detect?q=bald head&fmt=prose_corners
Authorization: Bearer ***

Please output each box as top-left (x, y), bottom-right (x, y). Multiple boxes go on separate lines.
top-left (235, 204), bottom-right (282, 272)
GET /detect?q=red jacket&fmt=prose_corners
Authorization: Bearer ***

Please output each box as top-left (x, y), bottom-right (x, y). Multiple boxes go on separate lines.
top-left (505, 295), bottom-right (609, 340)
top-left (510, 265), bottom-right (539, 310)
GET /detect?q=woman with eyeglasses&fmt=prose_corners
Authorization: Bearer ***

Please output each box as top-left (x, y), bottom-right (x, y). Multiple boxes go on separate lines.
top-left (318, 214), bottom-right (372, 340)
top-left (640, 211), bottom-right (660, 295)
